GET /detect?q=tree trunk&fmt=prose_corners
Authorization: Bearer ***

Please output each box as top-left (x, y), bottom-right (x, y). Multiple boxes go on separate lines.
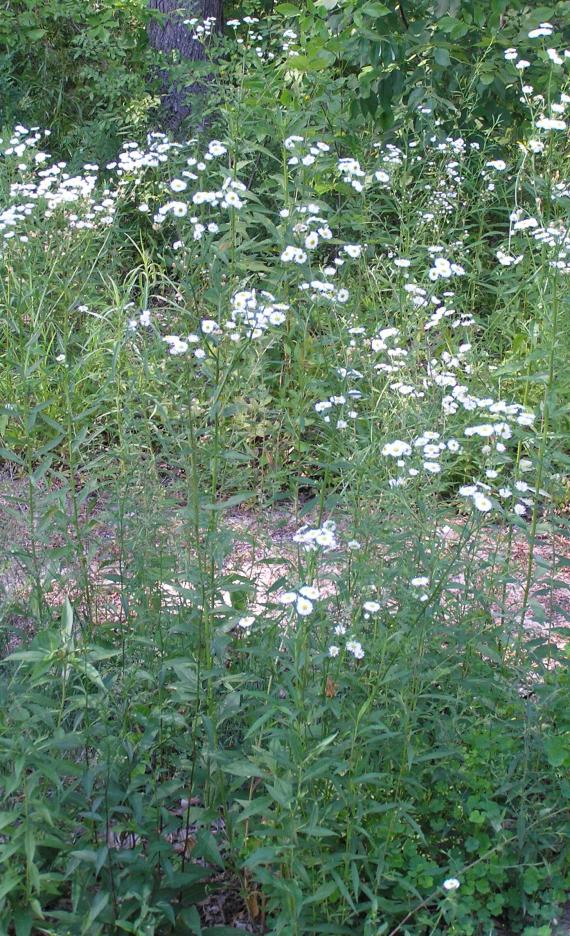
top-left (148, 0), bottom-right (223, 131)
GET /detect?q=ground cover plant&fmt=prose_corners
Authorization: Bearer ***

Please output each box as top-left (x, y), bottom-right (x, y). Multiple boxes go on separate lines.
top-left (0, 3), bottom-right (569, 934)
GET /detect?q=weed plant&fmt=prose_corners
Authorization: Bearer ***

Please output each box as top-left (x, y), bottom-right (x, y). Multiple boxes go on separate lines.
top-left (0, 11), bottom-right (569, 936)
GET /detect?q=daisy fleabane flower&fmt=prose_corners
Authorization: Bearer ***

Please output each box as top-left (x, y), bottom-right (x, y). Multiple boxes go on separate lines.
top-left (536, 116), bottom-right (567, 131)
top-left (281, 245), bottom-right (307, 263)
top-left (296, 596), bottom-right (314, 616)
top-left (528, 22), bottom-right (552, 38)
top-left (382, 440), bottom-right (412, 458)
top-left (443, 878), bottom-right (460, 892)
top-left (346, 639), bottom-right (364, 659)
top-left (473, 492), bottom-right (493, 512)
top-left (343, 244), bottom-right (362, 259)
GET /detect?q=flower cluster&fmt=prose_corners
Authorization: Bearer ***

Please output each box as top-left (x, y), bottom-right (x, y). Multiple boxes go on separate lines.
top-left (154, 175), bottom-right (246, 224)
top-left (293, 522), bottom-right (338, 552)
top-left (280, 586), bottom-right (320, 616)
top-left (337, 157), bottom-right (366, 192)
top-left (229, 289), bottom-right (289, 338)
top-left (328, 638), bottom-right (365, 660)
top-left (382, 431), bottom-right (462, 487)
top-left (314, 393), bottom-right (359, 429)
top-left (284, 135), bottom-right (330, 169)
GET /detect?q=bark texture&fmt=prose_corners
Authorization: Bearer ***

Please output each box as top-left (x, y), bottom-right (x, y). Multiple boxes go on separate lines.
top-left (148, 0), bottom-right (223, 130)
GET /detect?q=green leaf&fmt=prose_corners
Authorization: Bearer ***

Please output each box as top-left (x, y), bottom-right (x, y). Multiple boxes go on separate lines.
top-left (203, 493), bottom-right (253, 511)
top-left (2, 650), bottom-right (49, 664)
top-left (275, 2), bottom-right (300, 13)
top-left (303, 880), bottom-right (339, 904)
top-left (82, 891), bottom-right (109, 933)
top-left (14, 909), bottom-right (33, 936)
top-left (243, 846), bottom-right (280, 869)
top-left (194, 829), bottom-right (224, 868)
top-left (0, 873), bottom-right (20, 901)
top-left (434, 47), bottom-right (451, 67)
top-left (285, 49), bottom-right (335, 71)
top-left (437, 15), bottom-right (459, 34)
top-left (220, 759), bottom-right (262, 779)
top-left (179, 907), bottom-right (202, 932)
top-left (361, 1), bottom-right (390, 15)
top-left (544, 735), bottom-right (568, 768)
top-left (70, 849), bottom-right (99, 865)
top-left (523, 866), bottom-right (540, 894)
top-left (0, 813), bottom-right (17, 832)
top-left (468, 809), bottom-right (486, 825)
top-left (528, 6), bottom-right (556, 19)
top-left (0, 447), bottom-right (24, 465)
top-left (61, 598), bottom-right (74, 647)
top-left (299, 824), bottom-right (336, 837)
top-left (70, 659), bottom-right (106, 691)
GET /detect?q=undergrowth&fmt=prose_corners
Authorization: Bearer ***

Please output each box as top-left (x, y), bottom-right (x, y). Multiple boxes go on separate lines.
top-left (0, 8), bottom-right (569, 936)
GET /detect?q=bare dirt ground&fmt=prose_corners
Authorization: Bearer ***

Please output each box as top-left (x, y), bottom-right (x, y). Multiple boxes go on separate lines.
top-left (2, 470), bottom-right (568, 651)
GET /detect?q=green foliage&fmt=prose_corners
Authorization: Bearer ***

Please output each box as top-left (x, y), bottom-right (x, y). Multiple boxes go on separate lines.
top-left (0, 2), bottom-right (569, 933)
top-left (0, 0), bottom-right (156, 158)
top-left (240, 0), bottom-right (570, 132)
